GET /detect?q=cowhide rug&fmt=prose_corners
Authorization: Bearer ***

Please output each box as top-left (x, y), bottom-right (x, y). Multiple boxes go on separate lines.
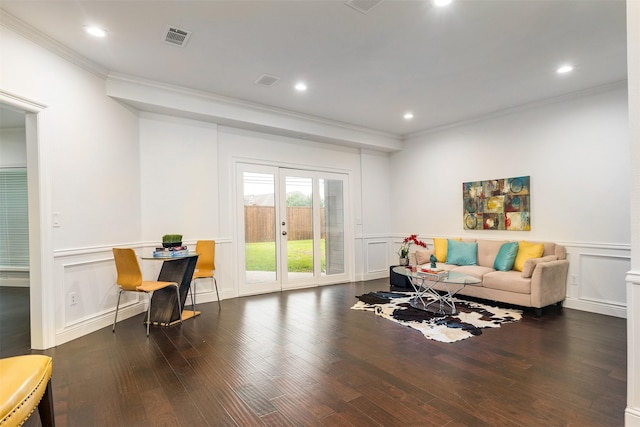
top-left (351, 291), bottom-right (522, 343)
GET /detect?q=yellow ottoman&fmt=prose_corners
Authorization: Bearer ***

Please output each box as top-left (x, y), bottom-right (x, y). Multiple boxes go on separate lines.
top-left (0, 355), bottom-right (54, 427)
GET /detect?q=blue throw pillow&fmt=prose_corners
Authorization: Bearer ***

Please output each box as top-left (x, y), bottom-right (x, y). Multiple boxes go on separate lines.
top-left (446, 240), bottom-right (477, 266)
top-left (493, 242), bottom-right (519, 271)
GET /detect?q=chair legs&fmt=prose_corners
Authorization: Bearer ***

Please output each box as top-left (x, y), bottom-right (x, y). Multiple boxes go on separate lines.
top-left (37, 378), bottom-right (55, 427)
top-left (112, 289), bottom-right (124, 333)
top-left (115, 286), bottom-right (183, 337)
top-left (190, 281), bottom-right (197, 312)
top-left (213, 277), bottom-right (221, 310)
top-left (190, 277), bottom-right (221, 311)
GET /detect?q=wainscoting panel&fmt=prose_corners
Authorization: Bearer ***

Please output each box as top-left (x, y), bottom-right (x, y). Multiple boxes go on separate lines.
top-left (579, 254), bottom-right (629, 307)
top-left (360, 239), bottom-right (389, 281)
top-left (563, 243), bottom-right (629, 318)
top-left (61, 257), bottom-right (134, 328)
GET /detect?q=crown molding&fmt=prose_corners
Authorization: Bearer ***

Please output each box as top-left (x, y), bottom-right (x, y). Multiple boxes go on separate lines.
top-left (404, 79), bottom-right (628, 140)
top-left (0, 9), bottom-right (108, 79)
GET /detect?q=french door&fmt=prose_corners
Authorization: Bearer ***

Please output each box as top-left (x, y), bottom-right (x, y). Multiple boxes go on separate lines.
top-left (237, 163), bottom-right (349, 295)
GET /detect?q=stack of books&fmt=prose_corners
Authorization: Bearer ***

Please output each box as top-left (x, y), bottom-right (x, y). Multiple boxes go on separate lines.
top-left (153, 245), bottom-right (189, 257)
top-left (418, 268), bottom-right (448, 280)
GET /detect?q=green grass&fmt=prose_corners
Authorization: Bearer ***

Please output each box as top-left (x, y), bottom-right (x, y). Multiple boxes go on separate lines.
top-left (245, 239), bottom-right (325, 272)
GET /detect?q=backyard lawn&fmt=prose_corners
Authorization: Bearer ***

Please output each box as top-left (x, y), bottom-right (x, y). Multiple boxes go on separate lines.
top-left (245, 239), bottom-right (325, 272)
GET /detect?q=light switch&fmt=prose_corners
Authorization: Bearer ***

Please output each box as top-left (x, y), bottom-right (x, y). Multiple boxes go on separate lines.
top-left (53, 212), bottom-right (60, 227)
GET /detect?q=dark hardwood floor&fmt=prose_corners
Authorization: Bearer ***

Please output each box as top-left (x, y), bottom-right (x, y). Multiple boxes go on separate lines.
top-left (1, 280), bottom-right (627, 426)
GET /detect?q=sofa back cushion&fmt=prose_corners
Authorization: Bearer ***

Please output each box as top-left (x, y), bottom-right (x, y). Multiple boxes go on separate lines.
top-left (446, 240), bottom-right (478, 266)
top-left (477, 239), bottom-right (508, 268)
top-left (493, 242), bottom-right (519, 271)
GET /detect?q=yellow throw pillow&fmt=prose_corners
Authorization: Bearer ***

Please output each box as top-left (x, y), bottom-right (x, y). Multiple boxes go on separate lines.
top-left (433, 237), bottom-right (461, 263)
top-left (513, 241), bottom-right (545, 272)
top-left (433, 238), bottom-right (448, 262)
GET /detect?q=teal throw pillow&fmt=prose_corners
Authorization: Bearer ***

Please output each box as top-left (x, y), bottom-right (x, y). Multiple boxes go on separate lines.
top-left (446, 240), bottom-right (477, 266)
top-left (493, 242), bottom-right (519, 271)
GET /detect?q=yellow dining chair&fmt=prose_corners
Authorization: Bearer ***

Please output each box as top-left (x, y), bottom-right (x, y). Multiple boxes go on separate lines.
top-left (191, 240), bottom-right (220, 311)
top-left (112, 248), bottom-right (182, 336)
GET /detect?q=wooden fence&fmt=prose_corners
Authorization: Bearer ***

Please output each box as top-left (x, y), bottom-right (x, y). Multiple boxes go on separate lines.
top-left (244, 206), bottom-right (325, 242)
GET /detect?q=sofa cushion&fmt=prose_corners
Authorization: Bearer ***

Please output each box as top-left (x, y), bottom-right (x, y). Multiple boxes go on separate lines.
top-left (521, 255), bottom-right (558, 278)
top-left (513, 241), bottom-right (545, 272)
top-left (446, 240), bottom-right (477, 266)
top-left (478, 239), bottom-right (508, 268)
top-left (450, 265), bottom-right (495, 281)
top-left (483, 270), bottom-right (532, 294)
top-left (493, 242), bottom-right (519, 271)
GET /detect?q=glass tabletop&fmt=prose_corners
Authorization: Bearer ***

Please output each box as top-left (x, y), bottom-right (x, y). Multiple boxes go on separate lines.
top-left (392, 266), bottom-right (481, 284)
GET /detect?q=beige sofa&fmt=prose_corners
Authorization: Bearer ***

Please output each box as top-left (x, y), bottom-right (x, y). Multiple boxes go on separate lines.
top-left (411, 239), bottom-right (569, 316)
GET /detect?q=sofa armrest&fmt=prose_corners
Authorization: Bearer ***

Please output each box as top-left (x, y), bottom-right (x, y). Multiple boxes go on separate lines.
top-left (530, 259), bottom-right (569, 308)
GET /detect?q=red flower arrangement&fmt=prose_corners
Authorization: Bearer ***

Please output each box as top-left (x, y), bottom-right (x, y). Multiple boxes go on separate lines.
top-left (397, 234), bottom-right (427, 259)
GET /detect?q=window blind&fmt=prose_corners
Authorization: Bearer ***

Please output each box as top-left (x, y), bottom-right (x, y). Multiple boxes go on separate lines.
top-left (0, 168), bottom-right (29, 268)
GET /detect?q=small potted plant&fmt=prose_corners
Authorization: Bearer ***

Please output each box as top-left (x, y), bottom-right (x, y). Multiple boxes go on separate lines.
top-left (162, 234), bottom-right (183, 248)
top-left (397, 234), bottom-right (427, 265)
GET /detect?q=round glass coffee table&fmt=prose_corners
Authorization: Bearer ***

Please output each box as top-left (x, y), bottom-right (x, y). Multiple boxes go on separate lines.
top-left (392, 266), bottom-right (481, 314)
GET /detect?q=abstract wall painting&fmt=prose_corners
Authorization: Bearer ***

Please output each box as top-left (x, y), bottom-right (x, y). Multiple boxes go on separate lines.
top-left (463, 176), bottom-right (530, 231)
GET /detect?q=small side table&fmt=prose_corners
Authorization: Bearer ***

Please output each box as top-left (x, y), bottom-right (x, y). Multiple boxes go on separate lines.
top-left (389, 265), bottom-right (412, 290)
top-left (141, 253), bottom-right (199, 326)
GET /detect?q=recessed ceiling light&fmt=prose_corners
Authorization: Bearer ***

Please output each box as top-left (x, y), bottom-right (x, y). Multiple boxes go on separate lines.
top-left (85, 26), bottom-right (107, 37)
top-left (433, 0), bottom-right (453, 7)
top-left (404, 112), bottom-right (414, 120)
top-left (295, 82), bottom-right (308, 92)
top-left (557, 64), bottom-right (574, 74)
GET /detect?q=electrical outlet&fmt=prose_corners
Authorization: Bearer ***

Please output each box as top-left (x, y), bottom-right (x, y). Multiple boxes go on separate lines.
top-left (571, 274), bottom-right (577, 284)
top-left (69, 292), bottom-right (77, 306)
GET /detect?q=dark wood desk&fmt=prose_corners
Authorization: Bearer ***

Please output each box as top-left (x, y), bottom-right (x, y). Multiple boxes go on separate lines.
top-left (142, 253), bottom-right (199, 326)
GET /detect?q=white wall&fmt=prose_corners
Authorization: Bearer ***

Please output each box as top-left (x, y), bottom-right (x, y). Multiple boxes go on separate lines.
top-left (1, 25), bottom-right (143, 345)
top-left (139, 114), bottom-right (219, 243)
top-left (393, 84), bottom-right (629, 317)
top-left (359, 149), bottom-right (393, 280)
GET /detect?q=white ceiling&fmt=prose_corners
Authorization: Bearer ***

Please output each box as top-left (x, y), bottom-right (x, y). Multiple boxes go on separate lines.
top-left (0, 0), bottom-right (627, 136)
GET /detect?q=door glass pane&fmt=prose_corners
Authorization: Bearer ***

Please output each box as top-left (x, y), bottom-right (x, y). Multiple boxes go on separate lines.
top-left (321, 178), bottom-right (345, 275)
top-left (285, 176), bottom-right (313, 280)
top-left (244, 172), bottom-right (276, 283)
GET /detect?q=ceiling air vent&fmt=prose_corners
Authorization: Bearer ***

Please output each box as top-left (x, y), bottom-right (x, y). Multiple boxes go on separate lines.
top-left (345, 0), bottom-right (383, 14)
top-left (255, 74), bottom-right (281, 86)
top-left (163, 25), bottom-right (192, 47)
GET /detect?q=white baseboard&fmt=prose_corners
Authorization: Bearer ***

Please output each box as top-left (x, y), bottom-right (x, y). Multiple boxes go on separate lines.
top-left (356, 270), bottom-right (388, 282)
top-left (563, 297), bottom-right (626, 318)
top-left (626, 407), bottom-right (640, 427)
top-left (55, 303), bottom-right (146, 346)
